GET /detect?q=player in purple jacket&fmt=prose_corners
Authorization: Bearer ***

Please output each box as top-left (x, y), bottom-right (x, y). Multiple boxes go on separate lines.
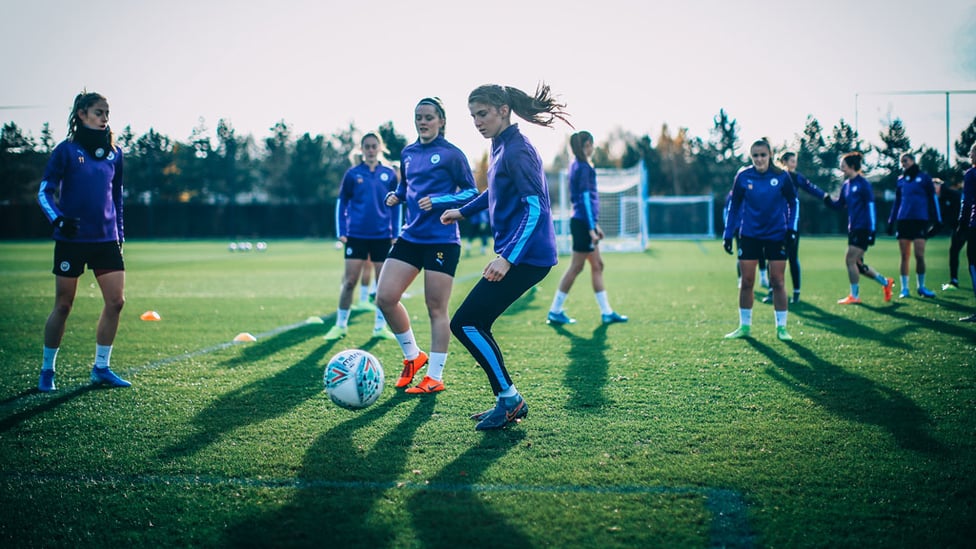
top-left (35, 92), bottom-right (130, 392)
top-left (757, 151), bottom-right (828, 304)
top-left (376, 97), bottom-right (478, 394)
top-left (324, 132), bottom-right (399, 342)
top-left (959, 143), bottom-right (976, 322)
top-left (441, 83), bottom-right (570, 430)
top-left (887, 152), bottom-right (942, 298)
top-left (546, 130), bottom-right (627, 325)
top-left (824, 151), bottom-right (895, 305)
top-left (722, 139), bottom-right (798, 342)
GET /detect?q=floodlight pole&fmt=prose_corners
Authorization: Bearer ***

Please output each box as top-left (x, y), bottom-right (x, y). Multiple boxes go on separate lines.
top-left (854, 89), bottom-right (976, 169)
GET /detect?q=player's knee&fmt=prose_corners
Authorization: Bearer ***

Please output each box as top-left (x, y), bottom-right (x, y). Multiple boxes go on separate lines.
top-left (858, 262), bottom-right (871, 275)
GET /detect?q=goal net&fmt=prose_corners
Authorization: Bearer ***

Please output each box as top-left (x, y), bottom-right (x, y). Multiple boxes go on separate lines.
top-left (554, 163), bottom-right (715, 253)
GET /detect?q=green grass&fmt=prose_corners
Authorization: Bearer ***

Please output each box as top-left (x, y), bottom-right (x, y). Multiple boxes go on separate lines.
top-left (0, 238), bottom-right (973, 548)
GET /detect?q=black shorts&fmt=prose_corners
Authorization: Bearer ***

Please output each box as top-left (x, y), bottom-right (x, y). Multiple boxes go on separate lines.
top-left (737, 235), bottom-right (788, 261)
top-left (895, 219), bottom-right (928, 240)
top-left (570, 218), bottom-right (596, 253)
top-left (343, 237), bottom-right (392, 261)
top-left (53, 240), bottom-right (125, 278)
top-left (848, 229), bottom-right (873, 250)
top-left (386, 238), bottom-right (460, 276)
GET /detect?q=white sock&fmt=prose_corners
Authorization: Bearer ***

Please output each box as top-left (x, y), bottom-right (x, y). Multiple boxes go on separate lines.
top-left (550, 290), bottom-right (568, 313)
top-left (359, 285), bottom-right (369, 302)
top-left (595, 291), bottom-right (613, 315)
top-left (374, 309), bottom-right (387, 330)
top-left (427, 352), bottom-right (447, 381)
top-left (395, 329), bottom-right (421, 360)
top-left (94, 344), bottom-right (112, 369)
top-left (775, 310), bottom-right (788, 327)
top-left (42, 346), bottom-right (59, 371)
top-left (498, 385), bottom-right (518, 398)
top-left (336, 308), bottom-right (350, 328)
top-left (739, 308), bottom-right (752, 327)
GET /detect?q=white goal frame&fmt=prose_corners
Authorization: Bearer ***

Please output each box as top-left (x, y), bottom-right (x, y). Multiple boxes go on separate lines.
top-left (554, 163), bottom-right (715, 253)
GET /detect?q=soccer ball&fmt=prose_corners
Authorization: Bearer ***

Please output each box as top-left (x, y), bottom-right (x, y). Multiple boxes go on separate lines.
top-left (324, 349), bottom-right (384, 409)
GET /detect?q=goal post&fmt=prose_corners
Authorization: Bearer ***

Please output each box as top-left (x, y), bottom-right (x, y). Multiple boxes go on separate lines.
top-left (553, 162), bottom-right (715, 253)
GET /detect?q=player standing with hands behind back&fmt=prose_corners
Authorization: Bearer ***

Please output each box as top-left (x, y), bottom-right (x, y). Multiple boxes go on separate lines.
top-left (442, 83), bottom-right (571, 430)
top-left (36, 91), bottom-right (130, 392)
top-left (887, 152), bottom-right (942, 298)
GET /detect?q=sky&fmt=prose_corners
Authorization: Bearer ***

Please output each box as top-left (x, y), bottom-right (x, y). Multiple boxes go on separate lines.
top-left (3, 0), bottom-right (976, 167)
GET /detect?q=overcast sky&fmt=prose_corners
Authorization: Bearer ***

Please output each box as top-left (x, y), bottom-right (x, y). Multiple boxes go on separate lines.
top-left (3, 0), bottom-right (975, 165)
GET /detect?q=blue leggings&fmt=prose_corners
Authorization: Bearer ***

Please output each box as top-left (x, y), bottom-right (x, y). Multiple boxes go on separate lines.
top-left (450, 264), bottom-right (551, 395)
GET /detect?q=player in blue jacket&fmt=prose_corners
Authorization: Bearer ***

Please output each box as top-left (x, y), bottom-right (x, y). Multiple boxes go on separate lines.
top-left (376, 97), bottom-right (478, 394)
top-left (722, 139), bottom-right (798, 341)
top-left (35, 92), bottom-right (131, 392)
top-left (959, 143), bottom-right (976, 322)
top-left (758, 151), bottom-right (828, 304)
top-left (441, 82), bottom-right (570, 430)
top-left (324, 132), bottom-right (400, 341)
top-left (887, 153), bottom-right (942, 298)
top-left (824, 151), bottom-right (895, 304)
top-left (546, 130), bottom-right (627, 325)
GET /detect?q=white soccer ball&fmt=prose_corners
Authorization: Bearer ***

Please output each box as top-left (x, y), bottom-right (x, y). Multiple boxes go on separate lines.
top-left (324, 349), bottom-right (384, 409)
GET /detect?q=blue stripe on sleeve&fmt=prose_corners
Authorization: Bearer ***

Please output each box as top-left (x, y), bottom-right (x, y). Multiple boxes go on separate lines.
top-left (507, 195), bottom-right (541, 263)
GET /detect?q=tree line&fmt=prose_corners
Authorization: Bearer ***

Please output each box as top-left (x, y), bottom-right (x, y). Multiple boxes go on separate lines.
top-left (2, 110), bottom-right (975, 210)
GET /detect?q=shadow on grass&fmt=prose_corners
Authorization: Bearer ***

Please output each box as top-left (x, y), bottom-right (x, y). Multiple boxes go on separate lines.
top-left (747, 338), bottom-right (946, 455)
top-left (219, 323), bottom-right (327, 368)
top-left (789, 301), bottom-right (912, 350)
top-left (861, 300), bottom-right (976, 342)
top-left (157, 338), bottom-right (341, 461)
top-left (0, 385), bottom-right (97, 433)
top-left (407, 430), bottom-right (532, 547)
top-left (223, 393), bottom-right (442, 546)
top-left (551, 323), bottom-right (610, 413)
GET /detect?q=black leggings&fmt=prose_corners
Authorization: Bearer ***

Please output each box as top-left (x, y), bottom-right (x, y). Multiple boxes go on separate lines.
top-left (450, 264), bottom-right (551, 395)
top-left (950, 227), bottom-right (969, 281)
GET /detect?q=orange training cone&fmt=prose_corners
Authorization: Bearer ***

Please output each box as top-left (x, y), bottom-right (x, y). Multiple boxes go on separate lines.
top-left (233, 332), bottom-right (257, 342)
top-left (140, 311), bottom-right (161, 321)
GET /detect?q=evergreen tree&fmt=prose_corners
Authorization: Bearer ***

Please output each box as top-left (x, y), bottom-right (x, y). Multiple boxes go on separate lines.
top-left (876, 117), bottom-right (912, 191)
top-left (954, 115), bottom-right (976, 170)
top-left (0, 122), bottom-right (42, 205)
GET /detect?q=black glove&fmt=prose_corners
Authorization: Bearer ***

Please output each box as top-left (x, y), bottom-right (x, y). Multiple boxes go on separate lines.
top-left (53, 216), bottom-right (79, 239)
top-left (867, 232), bottom-right (876, 246)
top-left (723, 238), bottom-right (734, 255)
top-left (926, 223), bottom-right (942, 238)
top-left (886, 224), bottom-right (895, 236)
top-left (822, 195), bottom-right (832, 207)
top-left (786, 230), bottom-right (798, 245)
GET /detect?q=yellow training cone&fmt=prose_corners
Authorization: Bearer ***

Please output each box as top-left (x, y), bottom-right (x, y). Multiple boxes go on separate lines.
top-left (233, 332), bottom-right (257, 342)
top-left (140, 311), bottom-right (161, 321)
top-left (305, 316), bottom-right (325, 324)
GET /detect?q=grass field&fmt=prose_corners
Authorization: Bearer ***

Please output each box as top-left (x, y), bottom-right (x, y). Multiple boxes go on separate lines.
top-left (0, 238), bottom-right (973, 548)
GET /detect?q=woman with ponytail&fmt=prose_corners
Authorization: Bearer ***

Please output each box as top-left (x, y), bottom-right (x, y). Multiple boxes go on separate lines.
top-left (441, 83), bottom-right (571, 430)
top-left (36, 91), bottom-right (130, 392)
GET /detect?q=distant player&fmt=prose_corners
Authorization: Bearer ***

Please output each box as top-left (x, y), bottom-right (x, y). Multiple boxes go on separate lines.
top-left (934, 179), bottom-right (967, 290)
top-left (546, 130), bottom-right (628, 325)
top-left (377, 97), bottom-right (478, 394)
top-left (36, 91), bottom-right (131, 392)
top-left (722, 139), bottom-right (798, 342)
top-left (823, 152), bottom-right (895, 305)
top-left (324, 133), bottom-right (398, 342)
top-left (887, 152), bottom-right (942, 298)
top-left (958, 143), bottom-right (976, 322)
